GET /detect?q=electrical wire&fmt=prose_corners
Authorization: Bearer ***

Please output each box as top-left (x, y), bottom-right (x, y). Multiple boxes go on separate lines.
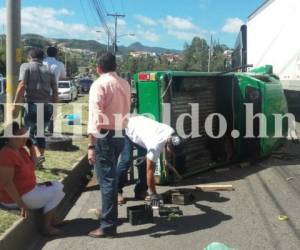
top-left (80, 0), bottom-right (92, 28)
top-left (90, 0), bottom-right (114, 43)
top-left (87, 0), bottom-right (102, 27)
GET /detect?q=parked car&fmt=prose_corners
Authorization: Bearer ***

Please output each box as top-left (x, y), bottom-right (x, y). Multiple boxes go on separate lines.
top-left (0, 75), bottom-right (6, 122)
top-left (79, 78), bottom-right (93, 93)
top-left (58, 80), bottom-right (78, 102)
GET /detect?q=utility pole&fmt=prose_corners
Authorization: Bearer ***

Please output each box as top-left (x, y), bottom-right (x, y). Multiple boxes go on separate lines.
top-left (107, 13), bottom-right (125, 54)
top-left (208, 34), bottom-right (213, 72)
top-left (107, 33), bottom-right (110, 52)
top-left (64, 48), bottom-right (68, 77)
top-left (6, 0), bottom-right (21, 104)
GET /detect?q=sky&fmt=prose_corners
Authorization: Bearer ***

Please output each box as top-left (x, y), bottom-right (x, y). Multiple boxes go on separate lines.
top-left (0, 0), bottom-right (265, 50)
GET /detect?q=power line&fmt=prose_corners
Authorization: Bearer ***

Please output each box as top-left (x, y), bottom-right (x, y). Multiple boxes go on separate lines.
top-left (87, 0), bottom-right (101, 27)
top-left (90, 0), bottom-right (114, 43)
top-left (80, 0), bottom-right (92, 28)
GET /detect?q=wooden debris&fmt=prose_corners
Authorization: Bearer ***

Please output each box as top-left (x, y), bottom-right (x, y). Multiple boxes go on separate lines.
top-left (196, 184), bottom-right (234, 191)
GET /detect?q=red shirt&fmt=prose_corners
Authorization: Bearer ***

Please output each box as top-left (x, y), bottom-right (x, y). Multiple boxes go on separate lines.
top-left (0, 147), bottom-right (36, 203)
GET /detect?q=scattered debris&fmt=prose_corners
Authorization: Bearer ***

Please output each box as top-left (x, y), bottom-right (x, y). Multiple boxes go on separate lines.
top-left (171, 192), bottom-right (194, 205)
top-left (167, 213), bottom-right (181, 221)
top-left (162, 189), bottom-right (194, 205)
top-left (127, 205), bottom-right (153, 225)
top-left (159, 206), bottom-right (183, 217)
top-left (214, 168), bottom-right (230, 173)
top-left (278, 215), bottom-right (289, 221)
top-left (196, 184), bottom-right (234, 191)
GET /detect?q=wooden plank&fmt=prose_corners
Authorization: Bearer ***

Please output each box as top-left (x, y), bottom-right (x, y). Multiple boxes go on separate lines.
top-left (196, 184), bottom-right (234, 191)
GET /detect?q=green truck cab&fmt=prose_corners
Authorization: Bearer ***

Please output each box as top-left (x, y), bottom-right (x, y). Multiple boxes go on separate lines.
top-left (133, 66), bottom-right (288, 184)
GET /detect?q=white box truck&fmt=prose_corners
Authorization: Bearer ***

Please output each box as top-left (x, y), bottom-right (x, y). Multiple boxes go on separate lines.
top-left (247, 0), bottom-right (300, 109)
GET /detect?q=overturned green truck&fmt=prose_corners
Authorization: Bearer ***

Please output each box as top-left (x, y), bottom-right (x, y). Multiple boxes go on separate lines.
top-left (133, 66), bottom-right (288, 184)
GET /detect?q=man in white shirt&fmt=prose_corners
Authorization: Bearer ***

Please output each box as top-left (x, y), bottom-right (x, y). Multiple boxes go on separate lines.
top-left (43, 46), bottom-right (66, 84)
top-left (43, 46), bottom-right (66, 134)
top-left (117, 115), bottom-right (184, 207)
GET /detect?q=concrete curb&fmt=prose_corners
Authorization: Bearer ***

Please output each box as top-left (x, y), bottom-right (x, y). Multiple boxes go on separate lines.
top-left (0, 154), bottom-right (92, 250)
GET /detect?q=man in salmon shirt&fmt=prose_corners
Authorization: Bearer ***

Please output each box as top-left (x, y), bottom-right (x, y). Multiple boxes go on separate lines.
top-left (87, 53), bottom-right (130, 238)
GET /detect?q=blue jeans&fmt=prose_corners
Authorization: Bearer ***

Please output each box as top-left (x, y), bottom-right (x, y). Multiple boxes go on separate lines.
top-left (94, 131), bottom-right (124, 232)
top-left (117, 136), bottom-right (147, 197)
top-left (24, 103), bottom-right (53, 149)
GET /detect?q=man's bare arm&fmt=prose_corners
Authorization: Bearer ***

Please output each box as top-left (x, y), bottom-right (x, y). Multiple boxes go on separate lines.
top-left (50, 74), bottom-right (58, 103)
top-left (14, 81), bottom-right (25, 104)
top-left (88, 133), bottom-right (96, 146)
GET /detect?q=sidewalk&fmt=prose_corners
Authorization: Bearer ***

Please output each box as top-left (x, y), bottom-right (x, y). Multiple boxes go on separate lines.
top-left (29, 142), bottom-right (300, 250)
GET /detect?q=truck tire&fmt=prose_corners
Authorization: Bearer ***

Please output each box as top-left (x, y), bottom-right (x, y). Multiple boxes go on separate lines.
top-left (46, 135), bottom-right (73, 151)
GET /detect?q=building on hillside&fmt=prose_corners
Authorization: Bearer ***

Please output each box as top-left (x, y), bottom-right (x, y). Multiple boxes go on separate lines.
top-left (129, 51), bottom-right (157, 58)
top-left (160, 53), bottom-right (184, 63)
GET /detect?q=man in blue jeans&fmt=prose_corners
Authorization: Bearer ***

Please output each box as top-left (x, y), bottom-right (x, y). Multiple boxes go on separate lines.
top-left (87, 53), bottom-right (130, 238)
top-left (117, 136), bottom-right (147, 204)
top-left (117, 115), bottom-right (184, 208)
top-left (12, 48), bottom-right (58, 164)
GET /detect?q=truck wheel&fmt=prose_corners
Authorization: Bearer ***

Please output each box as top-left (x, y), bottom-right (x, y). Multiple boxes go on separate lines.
top-left (46, 135), bottom-right (73, 151)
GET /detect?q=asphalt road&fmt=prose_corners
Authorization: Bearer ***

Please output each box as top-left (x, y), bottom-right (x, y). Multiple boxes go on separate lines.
top-left (28, 138), bottom-right (300, 250)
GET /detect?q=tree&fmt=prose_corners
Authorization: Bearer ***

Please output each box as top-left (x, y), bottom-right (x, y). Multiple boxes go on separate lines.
top-left (180, 37), bottom-right (209, 71)
top-left (0, 48), bottom-right (6, 75)
top-left (179, 37), bottom-right (229, 72)
top-left (210, 43), bottom-right (229, 72)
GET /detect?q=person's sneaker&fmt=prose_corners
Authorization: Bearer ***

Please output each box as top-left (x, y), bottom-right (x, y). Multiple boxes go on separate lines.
top-left (118, 193), bottom-right (125, 205)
